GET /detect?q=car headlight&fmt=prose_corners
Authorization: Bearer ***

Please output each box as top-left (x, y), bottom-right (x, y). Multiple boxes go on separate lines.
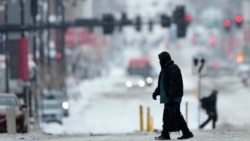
top-left (138, 80), bottom-right (145, 87)
top-left (125, 81), bottom-right (133, 88)
top-left (146, 77), bottom-right (153, 84)
top-left (62, 101), bottom-right (69, 110)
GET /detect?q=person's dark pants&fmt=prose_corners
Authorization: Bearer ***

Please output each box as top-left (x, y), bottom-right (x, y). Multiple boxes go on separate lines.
top-left (161, 103), bottom-right (191, 137)
top-left (199, 112), bottom-right (217, 129)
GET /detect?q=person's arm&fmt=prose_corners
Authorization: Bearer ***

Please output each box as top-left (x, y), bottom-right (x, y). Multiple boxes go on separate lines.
top-left (152, 86), bottom-right (160, 100)
top-left (152, 72), bottom-right (161, 100)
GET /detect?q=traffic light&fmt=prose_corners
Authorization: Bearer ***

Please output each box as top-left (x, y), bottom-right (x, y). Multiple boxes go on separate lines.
top-left (173, 5), bottom-right (185, 24)
top-left (102, 14), bottom-right (115, 34)
top-left (119, 12), bottom-right (132, 32)
top-left (223, 19), bottom-right (231, 31)
top-left (173, 5), bottom-right (188, 38)
top-left (55, 45), bottom-right (65, 64)
top-left (135, 16), bottom-right (142, 32)
top-left (234, 14), bottom-right (243, 28)
top-left (160, 14), bottom-right (171, 28)
top-left (176, 20), bottom-right (187, 38)
top-left (185, 13), bottom-right (192, 25)
top-left (56, 52), bottom-right (63, 60)
top-left (119, 12), bottom-right (127, 32)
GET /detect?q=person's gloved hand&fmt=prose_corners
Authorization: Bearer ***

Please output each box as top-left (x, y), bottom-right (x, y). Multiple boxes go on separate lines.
top-left (152, 92), bottom-right (157, 100)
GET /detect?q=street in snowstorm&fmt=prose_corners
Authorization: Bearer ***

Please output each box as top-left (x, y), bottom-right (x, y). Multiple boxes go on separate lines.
top-left (1, 0), bottom-right (250, 140)
top-left (6, 46), bottom-right (250, 140)
top-left (22, 36), bottom-right (250, 139)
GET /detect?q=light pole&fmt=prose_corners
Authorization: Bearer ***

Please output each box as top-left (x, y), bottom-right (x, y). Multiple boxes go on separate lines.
top-left (46, 0), bottom-right (51, 65)
top-left (30, 0), bottom-right (39, 128)
top-left (55, 0), bottom-right (66, 89)
top-left (3, 0), bottom-right (9, 93)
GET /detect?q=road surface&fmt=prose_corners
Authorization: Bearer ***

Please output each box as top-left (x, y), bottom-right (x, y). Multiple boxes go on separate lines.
top-left (1, 128), bottom-right (250, 141)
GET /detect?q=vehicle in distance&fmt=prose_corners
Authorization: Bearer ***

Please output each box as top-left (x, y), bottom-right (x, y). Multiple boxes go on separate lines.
top-left (40, 97), bottom-right (63, 125)
top-left (42, 89), bottom-right (69, 117)
top-left (125, 75), bottom-right (147, 88)
top-left (127, 57), bottom-right (154, 87)
top-left (0, 93), bottom-right (28, 133)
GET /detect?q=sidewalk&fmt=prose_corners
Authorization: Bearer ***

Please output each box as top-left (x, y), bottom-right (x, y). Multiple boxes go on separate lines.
top-left (72, 129), bottom-right (250, 141)
top-left (1, 128), bottom-right (250, 141)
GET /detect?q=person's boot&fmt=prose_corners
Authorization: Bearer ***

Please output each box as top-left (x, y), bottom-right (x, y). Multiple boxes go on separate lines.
top-left (154, 134), bottom-right (171, 140)
top-left (178, 116), bottom-right (194, 139)
top-left (212, 120), bottom-right (216, 129)
top-left (199, 124), bottom-right (204, 129)
top-left (177, 132), bottom-right (193, 140)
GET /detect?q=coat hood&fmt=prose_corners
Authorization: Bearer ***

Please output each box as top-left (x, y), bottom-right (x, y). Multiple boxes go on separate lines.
top-left (158, 51), bottom-right (172, 68)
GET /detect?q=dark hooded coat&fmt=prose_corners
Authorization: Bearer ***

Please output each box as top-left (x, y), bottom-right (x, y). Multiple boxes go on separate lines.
top-left (153, 51), bottom-right (184, 104)
top-left (200, 90), bottom-right (218, 114)
top-left (199, 90), bottom-right (218, 129)
top-left (152, 52), bottom-right (192, 133)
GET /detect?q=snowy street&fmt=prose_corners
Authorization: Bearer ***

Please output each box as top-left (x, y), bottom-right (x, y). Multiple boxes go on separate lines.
top-left (2, 70), bottom-right (250, 141)
top-left (1, 1), bottom-right (249, 140)
top-left (2, 40), bottom-right (250, 140)
top-left (3, 41), bottom-right (250, 140)
top-left (1, 128), bottom-right (250, 141)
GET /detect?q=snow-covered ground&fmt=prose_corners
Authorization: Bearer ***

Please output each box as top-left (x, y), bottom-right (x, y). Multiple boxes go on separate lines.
top-left (2, 128), bottom-right (250, 141)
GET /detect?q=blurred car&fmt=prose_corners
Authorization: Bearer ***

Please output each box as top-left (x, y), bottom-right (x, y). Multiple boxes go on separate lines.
top-left (61, 100), bottom-right (69, 117)
top-left (0, 93), bottom-right (28, 133)
top-left (56, 90), bottom-right (70, 117)
top-left (235, 63), bottom-right (250, 86)
top-left (125, 75), bottom-right (147, 88)
top-left (127, 57), bottom-right (154, 86)
top-left (42, 89), bottom-right (69, 117)
top-left (40, 98), bottom-right (63, 125)
top-left (235, 63), bottom-right (250, 76)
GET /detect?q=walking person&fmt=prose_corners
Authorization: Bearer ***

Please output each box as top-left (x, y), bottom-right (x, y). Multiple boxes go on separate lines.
top-left (152, 51), bottom-right (193, 140)
top-left (199, 89), bottom-right (218, 129)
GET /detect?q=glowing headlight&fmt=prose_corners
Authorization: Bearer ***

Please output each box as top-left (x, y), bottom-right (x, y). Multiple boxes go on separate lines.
top-left (138, 80), bottom-right (145, 87)
top-left (62, 101), bottom-right (69, 109)
top-left (146, 77), bottom-right (153, 84)
top-left (126, 81), bottom-right (133, 88)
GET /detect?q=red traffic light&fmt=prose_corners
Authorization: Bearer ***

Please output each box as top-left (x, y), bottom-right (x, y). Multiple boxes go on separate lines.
top-left (185, 14), bottom-right (192, 22)
top-left (56, 52), bottom-right (62, 60)
top-left (223, 19), bottom-right (231, 27)
top-left (235, 14), bottom-right (243, 23)
top-left (234, 14), bottom-right (243, 28)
